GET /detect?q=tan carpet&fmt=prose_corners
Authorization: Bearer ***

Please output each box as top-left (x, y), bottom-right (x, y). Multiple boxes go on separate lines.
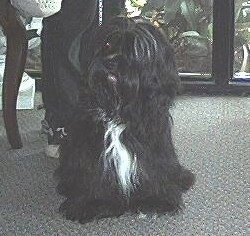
top-left (0, 93), bottom-right (249, 235)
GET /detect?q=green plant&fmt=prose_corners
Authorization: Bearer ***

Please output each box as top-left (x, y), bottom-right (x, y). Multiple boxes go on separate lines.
top-left (139, 0), bottom-right (213, 73)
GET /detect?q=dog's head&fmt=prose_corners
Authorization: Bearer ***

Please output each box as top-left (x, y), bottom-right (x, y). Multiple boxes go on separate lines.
top-left (85, 16), bottom-right (180, 120)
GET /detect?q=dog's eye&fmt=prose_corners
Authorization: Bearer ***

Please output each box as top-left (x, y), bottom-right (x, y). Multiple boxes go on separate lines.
top-left (104, 42), bottom-right (111, 50)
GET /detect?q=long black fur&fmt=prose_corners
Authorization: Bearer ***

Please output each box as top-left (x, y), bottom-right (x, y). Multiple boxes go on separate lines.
top-left (55, 16), bottom-right (195, 223)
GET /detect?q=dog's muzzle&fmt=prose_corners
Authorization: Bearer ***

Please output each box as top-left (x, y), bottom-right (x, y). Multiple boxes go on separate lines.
top-left (90, 54), bottom-right (128, 84)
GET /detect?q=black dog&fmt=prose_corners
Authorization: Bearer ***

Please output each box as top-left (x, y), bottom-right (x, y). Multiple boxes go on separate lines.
top-left (55, 16), bottom-right (195, 223)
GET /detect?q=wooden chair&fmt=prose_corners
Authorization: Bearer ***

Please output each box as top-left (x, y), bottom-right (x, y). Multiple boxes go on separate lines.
top-left (0, 0), bottom-right (28, 149)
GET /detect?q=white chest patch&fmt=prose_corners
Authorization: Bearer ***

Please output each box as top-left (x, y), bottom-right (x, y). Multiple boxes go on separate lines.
top-left (102, 119), bottom-right (138, 195)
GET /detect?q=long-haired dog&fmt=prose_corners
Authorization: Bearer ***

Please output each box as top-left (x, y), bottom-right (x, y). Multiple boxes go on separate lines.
top-left (55, 16), bottom-right (195, 224)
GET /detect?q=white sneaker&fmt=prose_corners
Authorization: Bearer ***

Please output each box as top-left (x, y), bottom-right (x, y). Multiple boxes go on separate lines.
top-left (45, 144), bottom-right (60, 158)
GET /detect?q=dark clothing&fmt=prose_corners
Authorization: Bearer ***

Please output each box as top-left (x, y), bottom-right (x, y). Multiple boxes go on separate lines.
top-left (41, 0), bottom-right (98, 130)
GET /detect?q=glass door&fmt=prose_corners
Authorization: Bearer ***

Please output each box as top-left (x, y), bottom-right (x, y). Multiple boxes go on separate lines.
top-left (125, 0), bottom-right (214, 80)
top-left (234, 0), bottom-right (250, 82)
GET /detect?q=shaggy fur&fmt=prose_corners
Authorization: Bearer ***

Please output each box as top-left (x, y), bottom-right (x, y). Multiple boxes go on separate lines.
top-left (55, 16), bottom-right (195, 224)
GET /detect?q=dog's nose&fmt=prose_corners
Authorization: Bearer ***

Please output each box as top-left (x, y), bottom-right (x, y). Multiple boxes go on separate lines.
top-left (103, 55), bottom-right (125, 71)
top-left (103, 58), bottom-right (118, 71)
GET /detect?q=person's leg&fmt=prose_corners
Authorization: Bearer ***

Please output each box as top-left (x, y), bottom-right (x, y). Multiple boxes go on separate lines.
top-left (41, 0), bottom-right (98, 157)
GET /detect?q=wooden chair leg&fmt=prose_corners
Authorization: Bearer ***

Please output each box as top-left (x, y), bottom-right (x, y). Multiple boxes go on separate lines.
top-left (1, 2), bottom-right (27, 149)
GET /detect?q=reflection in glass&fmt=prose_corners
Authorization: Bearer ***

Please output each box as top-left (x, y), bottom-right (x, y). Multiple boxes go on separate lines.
top-left (234, 0), bottom-right (250, 81)
top-left (125, 0), bottom-right (213, 77)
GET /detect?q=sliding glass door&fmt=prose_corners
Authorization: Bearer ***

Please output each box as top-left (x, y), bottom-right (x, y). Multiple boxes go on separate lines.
top-left (125, 0), bottom-right (250, 94)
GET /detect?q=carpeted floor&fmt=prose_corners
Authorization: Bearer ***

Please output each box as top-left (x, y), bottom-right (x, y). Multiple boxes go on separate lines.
top-left (0, 93), bottom-right (249, 236)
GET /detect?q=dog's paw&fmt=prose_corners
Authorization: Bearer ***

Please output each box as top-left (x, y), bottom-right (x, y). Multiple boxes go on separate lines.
top-left (59, 199), bottom-right (85, 222)
top-left (60, 199), bottom-right (125, 223)
top-left (177, 168), bottom-right (195, 191)
top-left (79, 201), bottom-right (125, 224)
